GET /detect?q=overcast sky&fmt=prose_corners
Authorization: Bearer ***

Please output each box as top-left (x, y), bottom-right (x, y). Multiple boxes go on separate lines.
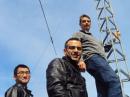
top-left (0, 0), bottom-right (130, 97)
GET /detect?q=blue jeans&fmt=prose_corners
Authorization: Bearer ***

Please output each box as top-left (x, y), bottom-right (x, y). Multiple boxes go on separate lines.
top-left (84, 54), bottom-right (123, 97)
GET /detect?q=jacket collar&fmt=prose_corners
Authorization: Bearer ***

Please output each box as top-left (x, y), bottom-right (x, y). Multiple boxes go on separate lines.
top-left (15, 83), bottom-right (33, 96)
top-left (16, 83), bottom-right (27, 89)
top-left (80, 30), bottom-right (92, 35)
top-left (62, 56), bottom-right (80, 71)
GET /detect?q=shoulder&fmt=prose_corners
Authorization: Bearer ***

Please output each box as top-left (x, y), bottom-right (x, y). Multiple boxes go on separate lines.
top-left (5, 86), bottom-right (13, 97)
top-left (5, 84), bottom-right (23, 97)
top-left (48, 58), bottom-right (62, 66)
top-left (73, 32), bottom-right (82, 36)
top-left (5, 84), bottom-right (18, 92)
top-left (46, 58), bottom-right (67, 78)
top-left (47, 58), bottom-right (64, 71)
top-left (72, 32), bottom-right (83, 38)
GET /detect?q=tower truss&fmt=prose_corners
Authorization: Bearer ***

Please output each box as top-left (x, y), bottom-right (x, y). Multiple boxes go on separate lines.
top-left (95, 0), bottom-right (130, 96)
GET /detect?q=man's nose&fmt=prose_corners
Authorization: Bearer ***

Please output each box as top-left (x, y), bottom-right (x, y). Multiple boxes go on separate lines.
top-left (73, 47), bottom-right (78, 51)
top-left (22, 73), bottom-right (28, 76)
top-left (74, 48), bottom-right (81, 54)
top-left (85, 21), bottom-right (89, 24)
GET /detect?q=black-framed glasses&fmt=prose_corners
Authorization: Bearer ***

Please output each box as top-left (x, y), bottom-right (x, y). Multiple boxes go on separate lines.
top-left (17, 71), bottom-right (30, 75)
top-left (67, 46), bottom-right (82, 51)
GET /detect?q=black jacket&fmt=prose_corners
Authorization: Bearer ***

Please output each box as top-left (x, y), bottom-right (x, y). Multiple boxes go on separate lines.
top-left (46, 56), bottom-right (88, 97)
top-left (5, 83), bottom-right (33, 97)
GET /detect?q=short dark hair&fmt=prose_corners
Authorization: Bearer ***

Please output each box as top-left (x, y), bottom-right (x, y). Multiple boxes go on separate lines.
top-left (79, 14), bottom-right (91, 25)
top-left (14, 64), bottom-right (30, 76)
top-left (64, 37), bottom-right (81, 48)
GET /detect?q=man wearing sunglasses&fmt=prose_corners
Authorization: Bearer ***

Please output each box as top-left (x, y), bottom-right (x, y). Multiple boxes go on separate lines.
top-left (46, 38), bottom-right (88, 97)
top-left (72, 14), bottom-right (123, 97)
top-left (5, 64), bottom-right (33, 97)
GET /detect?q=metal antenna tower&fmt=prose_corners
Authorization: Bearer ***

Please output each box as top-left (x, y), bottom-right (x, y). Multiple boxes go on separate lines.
top-left (95, 0), bottom-right (130, 96)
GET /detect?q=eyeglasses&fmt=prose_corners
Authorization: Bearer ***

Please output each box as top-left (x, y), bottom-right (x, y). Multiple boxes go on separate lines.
top-left (67, 46), bottom-right (82, 51)
top-left (17, 71), bottom-right (30, 75)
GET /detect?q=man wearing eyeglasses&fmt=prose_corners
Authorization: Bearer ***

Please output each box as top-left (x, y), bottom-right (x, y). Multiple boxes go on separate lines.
top-left (72, 14), bottom-right (123, 97)
top-left (46, 38), bottom-right (88, 97)
top-left (5, 64), bottom-right (33, 97)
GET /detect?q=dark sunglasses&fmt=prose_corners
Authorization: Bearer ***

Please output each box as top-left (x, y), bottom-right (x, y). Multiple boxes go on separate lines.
top-left (67, 46), bottom-right (82, 51)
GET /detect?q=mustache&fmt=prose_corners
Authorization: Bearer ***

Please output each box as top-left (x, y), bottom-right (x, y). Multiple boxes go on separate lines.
top-left (73, 52), bottom-right (81, 56)
top-left (66, 50), bottom-right (81, 56)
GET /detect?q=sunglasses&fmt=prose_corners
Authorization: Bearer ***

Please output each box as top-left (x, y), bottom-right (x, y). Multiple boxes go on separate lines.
top-left (67, 46), bottom-right (82, 51)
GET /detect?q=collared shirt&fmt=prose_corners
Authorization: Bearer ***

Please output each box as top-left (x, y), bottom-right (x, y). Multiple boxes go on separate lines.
top-left (72, 31), bottom-right (106, 60)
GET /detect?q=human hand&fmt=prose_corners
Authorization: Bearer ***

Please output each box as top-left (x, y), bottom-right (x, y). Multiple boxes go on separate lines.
top-left (78, 60), bottom-right (86, 72)
top-left (114, 31), bottom-right (120, 40)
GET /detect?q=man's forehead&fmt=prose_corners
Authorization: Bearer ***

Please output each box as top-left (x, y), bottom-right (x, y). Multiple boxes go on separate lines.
top-left (81, 17), bottom-right (90, 20)
top-left (17, 67), bottom-right (29, 71)
top-left (67, 40), bottom-right (81, 46)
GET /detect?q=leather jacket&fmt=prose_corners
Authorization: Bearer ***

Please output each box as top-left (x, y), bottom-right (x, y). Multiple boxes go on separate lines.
top-left (46, 56), bottom-right (88, 97)
top-left (5, 83), bottom-right (33, 97)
